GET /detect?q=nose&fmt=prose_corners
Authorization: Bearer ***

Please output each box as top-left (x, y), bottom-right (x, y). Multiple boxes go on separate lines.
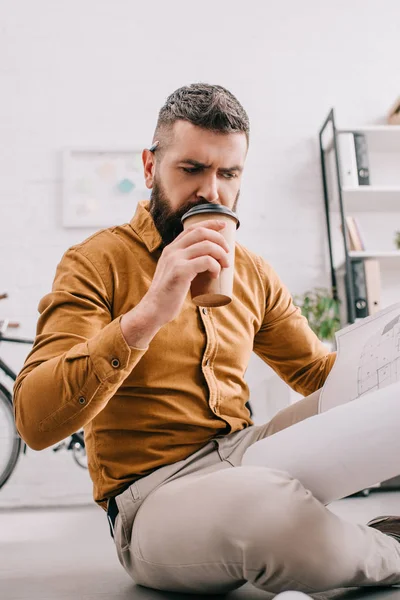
top-left (196, 172), bottom-right (219, 204)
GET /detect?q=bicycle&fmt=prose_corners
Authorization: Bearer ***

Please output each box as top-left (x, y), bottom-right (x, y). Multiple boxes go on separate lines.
top-left (0, 293), bottom-right (87, 490)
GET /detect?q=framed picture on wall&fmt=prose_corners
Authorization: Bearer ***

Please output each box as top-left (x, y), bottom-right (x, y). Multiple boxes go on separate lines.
top-left (62, 148), bottom-right (150, 228)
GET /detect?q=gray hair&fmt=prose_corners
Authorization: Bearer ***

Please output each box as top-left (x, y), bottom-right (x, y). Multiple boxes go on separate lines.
top-left (153, 83), bottom-right (250, 150)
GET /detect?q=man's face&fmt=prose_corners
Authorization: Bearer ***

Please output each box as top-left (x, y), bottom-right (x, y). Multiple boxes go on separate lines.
top-left (145, 121), bottom-right (247, 247)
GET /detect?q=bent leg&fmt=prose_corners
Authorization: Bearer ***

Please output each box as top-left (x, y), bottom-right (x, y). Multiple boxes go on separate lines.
top-left (243, 385), bottom-right (400, 504)
top-left (256, 388), bottom-right (321, 438)
top-left (118, 465), bottom-right (400, 594)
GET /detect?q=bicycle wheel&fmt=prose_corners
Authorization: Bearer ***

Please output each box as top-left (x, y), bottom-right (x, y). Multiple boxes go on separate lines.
top-left (72, 443), bottom-right (88, 469)
top-left (71, 431), bottom-right (88, 469)
top-left (0, 383), bottom-right (22, 489)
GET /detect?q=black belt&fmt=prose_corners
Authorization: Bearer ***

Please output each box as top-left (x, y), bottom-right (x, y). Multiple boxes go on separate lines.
top-left (107, 496), bottom-right (119, 539)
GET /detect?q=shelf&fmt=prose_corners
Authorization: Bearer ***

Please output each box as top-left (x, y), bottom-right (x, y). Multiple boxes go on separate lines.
top-left (338, 126), bottom-right (400, 152)
top-left (323, 125), bottom-right (400, 153)
top-left (338, 125), bottom-right (400, 133)
top-left (341, 187), bottom-right (400, 212)
top-left (320, 111), bottom-right (400, 327)
top-left (335, 251), bottom-right (400, 273)
top-left (349, 251), bottom-right (400, 259)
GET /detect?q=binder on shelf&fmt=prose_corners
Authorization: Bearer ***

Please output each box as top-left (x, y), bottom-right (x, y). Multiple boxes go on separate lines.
top-left (353, 132), bottom-right (370, 185)
top-left (337, 133), bottom-right (358, 188)
top-left (364, 259), bottom-right (381, 315)
top-left (345, 216), bottom-right (365, 251)
top-left (335, 269), bottom-right (349, 327)
top-left (352, 218), bottom-right (366, 250)
top-left (350, 258), bottom-right (381, 319)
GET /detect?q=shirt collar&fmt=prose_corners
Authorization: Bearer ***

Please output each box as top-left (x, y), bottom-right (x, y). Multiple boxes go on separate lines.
top-left (129, 200), bottom-right (163, 253)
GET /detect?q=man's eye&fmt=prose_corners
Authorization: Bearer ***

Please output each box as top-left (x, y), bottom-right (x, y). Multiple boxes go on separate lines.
top-left (181, 167), bottom-right (237, 179)
top-left (182, 167), bottom-right (201, 174)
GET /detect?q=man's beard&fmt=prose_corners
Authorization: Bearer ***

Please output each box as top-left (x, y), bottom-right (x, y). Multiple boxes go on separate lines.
top-left (149, 176), bottom-right (240, 249)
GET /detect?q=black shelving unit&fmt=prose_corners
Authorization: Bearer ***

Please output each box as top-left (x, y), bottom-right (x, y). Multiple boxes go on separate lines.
top-left (319, 114), bottom-right (400, 494)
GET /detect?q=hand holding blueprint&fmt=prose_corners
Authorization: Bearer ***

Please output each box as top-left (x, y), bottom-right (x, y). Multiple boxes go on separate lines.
top-left (319, 301), bottom-right (400, 412)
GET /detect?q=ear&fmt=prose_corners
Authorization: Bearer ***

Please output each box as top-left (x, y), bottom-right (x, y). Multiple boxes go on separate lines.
top-left (142, 149), bottom-right (156, 189)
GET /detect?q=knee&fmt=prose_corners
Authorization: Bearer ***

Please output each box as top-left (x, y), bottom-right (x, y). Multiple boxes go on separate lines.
top-left (228, 467), bottom-right (332, 556)
top-left (226, 467), bottom-right (347, 590)
top-left (220, 467), bottom-right (310, 545)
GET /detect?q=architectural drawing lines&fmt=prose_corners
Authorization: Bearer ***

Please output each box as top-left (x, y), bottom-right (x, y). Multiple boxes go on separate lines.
top-left (357, 316), bottom-right (400, 397)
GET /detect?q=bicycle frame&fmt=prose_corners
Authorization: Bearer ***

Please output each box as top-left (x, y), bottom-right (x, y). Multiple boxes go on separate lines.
top-left (0, 333), bottom-right (34, 380)
top-left (0, 355), bottom-right (17, 381)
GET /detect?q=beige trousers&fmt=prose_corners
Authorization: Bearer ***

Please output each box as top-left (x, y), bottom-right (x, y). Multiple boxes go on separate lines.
top-left (112, 390), bottom-right (400, 594)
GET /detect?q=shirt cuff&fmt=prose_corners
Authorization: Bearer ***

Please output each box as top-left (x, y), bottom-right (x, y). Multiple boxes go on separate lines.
top-left (87, 316), bottom-right (148, 382)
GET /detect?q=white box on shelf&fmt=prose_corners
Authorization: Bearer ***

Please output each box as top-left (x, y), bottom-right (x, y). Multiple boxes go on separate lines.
top-left (337, 133), bottom-right (359, 188)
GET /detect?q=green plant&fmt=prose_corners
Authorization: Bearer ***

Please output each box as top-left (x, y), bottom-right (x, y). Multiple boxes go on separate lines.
top-left (294, 287), bottom-right (341, 342)
top-left (394, 231), bottom-right (400, 250)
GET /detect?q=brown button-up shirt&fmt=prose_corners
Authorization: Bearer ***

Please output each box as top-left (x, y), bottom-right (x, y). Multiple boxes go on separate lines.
top-left (14, 201), bottom-right (336, 509)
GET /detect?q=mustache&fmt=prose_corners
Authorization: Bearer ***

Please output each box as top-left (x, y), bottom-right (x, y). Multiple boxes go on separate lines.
top-left (172, 200), bottom-right (218, 239)
top-left (176, 199), bottom-right (215, 219)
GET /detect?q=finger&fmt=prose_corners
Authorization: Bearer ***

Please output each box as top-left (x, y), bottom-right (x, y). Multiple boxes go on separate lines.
top-left (185, 255), bottom-right (222, 280)
top-left (182, 241), bottom-right (230, 269)
top-left (175, 219), bottom-right (226, 244)
top-left (184, 218), bottom-right (227, 232)
top-left (174, 223), bottom-right (230, 253)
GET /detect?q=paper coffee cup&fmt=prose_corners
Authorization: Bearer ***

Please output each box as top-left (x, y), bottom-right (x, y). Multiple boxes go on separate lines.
top-left (181, 204), bottom-right (240, 307)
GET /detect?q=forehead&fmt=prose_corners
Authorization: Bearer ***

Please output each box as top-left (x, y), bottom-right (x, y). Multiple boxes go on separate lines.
top-left (167, 120), bottom-right (247, 166)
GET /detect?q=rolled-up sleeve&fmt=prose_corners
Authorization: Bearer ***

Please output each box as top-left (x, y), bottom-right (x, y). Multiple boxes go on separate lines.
top-left (13, 247), bottom-right (147, 450)
top-left (253, 256), bottom-right (336, 397)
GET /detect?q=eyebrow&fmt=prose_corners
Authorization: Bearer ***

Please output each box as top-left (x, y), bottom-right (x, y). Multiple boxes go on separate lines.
top-left (179, 159), bottom-right (243, 173)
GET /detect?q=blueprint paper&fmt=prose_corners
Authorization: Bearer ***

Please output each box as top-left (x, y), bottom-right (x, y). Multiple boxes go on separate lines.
top-left (319, 302), bottom-right (400, 412)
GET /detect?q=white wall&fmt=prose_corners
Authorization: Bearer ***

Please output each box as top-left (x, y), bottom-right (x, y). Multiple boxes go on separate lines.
top-left (1, 0), bottom-right (400, 507)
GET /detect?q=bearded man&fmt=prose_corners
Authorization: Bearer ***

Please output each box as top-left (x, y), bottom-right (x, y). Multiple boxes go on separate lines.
top-left (14, 83), bottom-right (400, 595)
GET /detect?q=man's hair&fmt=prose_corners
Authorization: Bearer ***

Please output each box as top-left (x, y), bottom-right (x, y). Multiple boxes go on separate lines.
top-left (153, 83), bottom-right (250, 150)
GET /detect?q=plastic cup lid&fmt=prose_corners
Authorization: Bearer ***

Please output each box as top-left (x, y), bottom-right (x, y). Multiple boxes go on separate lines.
top-left (181, 203), bottom-right (240, 229)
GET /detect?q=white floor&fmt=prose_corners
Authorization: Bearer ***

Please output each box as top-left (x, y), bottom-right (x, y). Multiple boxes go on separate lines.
top-left (1, 491), bottom-right (400, 600)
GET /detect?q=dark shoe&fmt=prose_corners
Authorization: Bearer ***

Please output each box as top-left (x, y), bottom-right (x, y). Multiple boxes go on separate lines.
top-left (367, 516), bottom-right (400, 543)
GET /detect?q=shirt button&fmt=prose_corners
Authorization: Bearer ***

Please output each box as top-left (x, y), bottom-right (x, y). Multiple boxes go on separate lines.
top-left (78, 397), bottom-right (86, 405)
top-left (111, 358), bottom-right (120, 368)
top-left (202, 308), bottom-right (208, 315)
